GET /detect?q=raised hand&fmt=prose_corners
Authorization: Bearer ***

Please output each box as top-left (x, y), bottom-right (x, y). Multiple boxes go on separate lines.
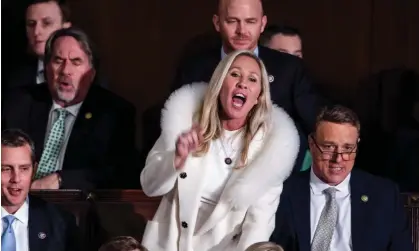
top-left (174, 124), bottom-right (203, 170)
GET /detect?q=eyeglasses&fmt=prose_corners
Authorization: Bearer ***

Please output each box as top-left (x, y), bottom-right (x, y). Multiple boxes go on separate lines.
top-left (310, 135), bottom-right (358, 161)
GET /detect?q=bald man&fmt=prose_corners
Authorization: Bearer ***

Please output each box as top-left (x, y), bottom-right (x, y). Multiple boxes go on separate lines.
top-left (160, 0), bottom-right (325, 173)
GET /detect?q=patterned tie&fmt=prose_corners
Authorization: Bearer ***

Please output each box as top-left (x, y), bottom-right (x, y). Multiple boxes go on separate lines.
top-left (35, 108), bottom-right (69, 179)
top-left (311, 187), bottom-right (338, 251)
top-left (2, 215), bottom-right (16, 251)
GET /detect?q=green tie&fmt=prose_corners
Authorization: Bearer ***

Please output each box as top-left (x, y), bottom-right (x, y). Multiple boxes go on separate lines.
top-left (35, 108), bottom-right (69, 179)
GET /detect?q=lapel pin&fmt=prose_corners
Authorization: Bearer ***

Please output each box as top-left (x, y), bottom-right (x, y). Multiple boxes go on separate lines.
top-left (268, 75), bottom-right (275, 83)
top-left (85, 112), bottom-right (92, 119)
top-left (361, 195), bottom-right (368, 202)
top-left (38, 232), bottom-right (46, 239)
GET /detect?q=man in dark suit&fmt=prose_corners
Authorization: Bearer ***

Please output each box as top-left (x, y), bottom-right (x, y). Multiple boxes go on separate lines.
top-left (5, 0), bottom-right (71, 90)
top-left (1, 129), bottom-right (80, 251)
top-left (146, 0), bottom-right (323, 172)
top-left (5, 0), bottom-right (107, 91)
top-left (260, 24), bottom-right (303, 59)
top-left (3, 27), bottom-right (139, 190)
top-left (270, 105), bottom-right (413, 251)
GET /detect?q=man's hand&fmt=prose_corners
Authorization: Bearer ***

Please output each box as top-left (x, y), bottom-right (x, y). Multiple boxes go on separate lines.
top-left (31, 173), bottom-right (60, 190)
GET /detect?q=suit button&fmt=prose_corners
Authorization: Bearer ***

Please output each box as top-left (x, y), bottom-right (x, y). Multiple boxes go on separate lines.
top-left (181, 221), bottom-right (188, 228)
top-left (179, 172), bottom-right (187, 179)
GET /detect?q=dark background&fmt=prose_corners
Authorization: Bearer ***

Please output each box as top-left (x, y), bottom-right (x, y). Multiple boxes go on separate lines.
top-left (3, 0), bottom-right (419, 148)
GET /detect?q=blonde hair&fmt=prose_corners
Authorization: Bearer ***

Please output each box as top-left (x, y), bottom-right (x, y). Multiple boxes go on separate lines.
top-left (194, 50), bottom-right (272, 168)
top-left (245, 241), bottom-right (285, 251)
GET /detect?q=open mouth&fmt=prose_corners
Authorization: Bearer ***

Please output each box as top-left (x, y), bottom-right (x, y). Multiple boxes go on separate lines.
top-left (232, 93), bottom-right (247, 108)
top-left (329, 166), bottom-right (344, 174)
top-left (58, 80), bottom-right (73, 89)
top-left (8, 188), bottom-right (22, 196)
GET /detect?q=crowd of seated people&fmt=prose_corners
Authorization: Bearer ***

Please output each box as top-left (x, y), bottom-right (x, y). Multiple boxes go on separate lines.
top-left (2, 0), bottom-right (417, 250)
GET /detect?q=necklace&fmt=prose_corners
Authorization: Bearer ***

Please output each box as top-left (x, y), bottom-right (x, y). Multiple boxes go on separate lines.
top-left (219, 131), bottom-right (241, 165)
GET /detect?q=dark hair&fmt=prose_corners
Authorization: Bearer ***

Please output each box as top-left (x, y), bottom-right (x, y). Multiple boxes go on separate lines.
top-left (99, 236), bottom-right (148, 251)
top-left (44, 27), bottom-right (97, 69)
top-left (260, 24), bottom-right (301, 46)
top-left (1, 129), bottom-right (36, 164)
top-left (315, 105), bottom-right (361, 134)
top-left (26, 0), bottom-right (71, 22)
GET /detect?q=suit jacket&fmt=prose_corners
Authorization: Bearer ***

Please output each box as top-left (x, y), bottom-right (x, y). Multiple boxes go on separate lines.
top-left (270, 169), bottom-right (413, 251)
top-left (141, 83), bottom-right (299, 251)
top-left (5, 56), bottom-right (38, 91)
top-left (2, 84), bottom-right (139, 189)
top-left (28, 195), bottom-right (80, 251)
top-left (146, 45), bottom-right (324, 173)
top-left (171, 45), bottom-right (324, 134)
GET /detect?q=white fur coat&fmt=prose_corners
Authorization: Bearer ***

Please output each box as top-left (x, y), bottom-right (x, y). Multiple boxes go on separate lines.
top-left (140, 83), bottom-right (299, 251)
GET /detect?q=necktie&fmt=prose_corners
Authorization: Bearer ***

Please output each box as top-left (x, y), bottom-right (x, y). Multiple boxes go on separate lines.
top-left (2, 215), bottom-right (16, 251)
top-left (311, 187), bottom-right (338, 251)
top-left (35, 108), bottom-right (69, 179)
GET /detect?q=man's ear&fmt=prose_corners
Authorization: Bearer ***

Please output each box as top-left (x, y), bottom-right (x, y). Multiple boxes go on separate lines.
top-left (308, 135), bottom-right (314, 151)
top-left (260, 15), bottom-right (267, 33)
top-left (213, 15), bottom-right (221, 32)
top-left (63, 22), bottom-right (71, 28)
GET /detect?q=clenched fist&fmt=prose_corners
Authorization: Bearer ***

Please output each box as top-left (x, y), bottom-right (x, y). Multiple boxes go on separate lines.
top-left (174, 125), bottom-right (203, 170)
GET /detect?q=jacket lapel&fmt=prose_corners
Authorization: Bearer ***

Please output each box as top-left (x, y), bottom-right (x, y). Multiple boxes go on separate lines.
top-left (63, 87), bottom-right (98, 168)
top-left (291, 171), bottom-right (311, 251)
top-left (350, 170), bottom-right (370, 251)
top-left (28, 196), bottom-right (50, 251)
top-left (258, 46), bottom-right (276, 83)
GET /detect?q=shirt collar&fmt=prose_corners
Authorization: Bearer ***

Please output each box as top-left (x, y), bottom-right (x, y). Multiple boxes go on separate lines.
top-left (37, 59), bottom-right (44, 73)
top-left (51, 100), bottom-right (83, 117)
top-left (310, 166), bottom-right (351, 196)
top-left (1, 197), bottom-right (29, 226)
top-left (221, 46), bottom-right (259, 59)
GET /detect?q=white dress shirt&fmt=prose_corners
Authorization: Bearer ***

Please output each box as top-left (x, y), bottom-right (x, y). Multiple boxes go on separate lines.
top-left (1, 199), bottom-right (29, 251)
top-left (44, 101), bottom-right (83, 171)
top-left (36, 59), bottom-right (45, 84)
top-left (310, 168), bottom-right (352, 251)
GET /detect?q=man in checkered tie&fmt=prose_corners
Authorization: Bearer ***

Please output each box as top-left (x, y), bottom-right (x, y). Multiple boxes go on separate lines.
top-left (270, 105), bottom-right (413, 251)
top-left (2, 27), bottom-right (139, 190)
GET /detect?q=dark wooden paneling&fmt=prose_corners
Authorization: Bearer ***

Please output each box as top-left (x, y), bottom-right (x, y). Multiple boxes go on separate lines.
top-left (264, 0), bottom-right (373, 105)
top-left (371, 0), bottom-right (419, 72)
top-left (65, 0), bottom-right (418, 150)
top-left (31, 190), bottom-right (419, 250)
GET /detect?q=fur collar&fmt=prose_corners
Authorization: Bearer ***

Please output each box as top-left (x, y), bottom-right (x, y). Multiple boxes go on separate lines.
top-left (161, 83), bottom-right (299, 209)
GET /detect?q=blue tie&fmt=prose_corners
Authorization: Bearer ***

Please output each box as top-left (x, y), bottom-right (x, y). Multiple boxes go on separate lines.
top-left (2, 215), bottom-right (16, 251)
